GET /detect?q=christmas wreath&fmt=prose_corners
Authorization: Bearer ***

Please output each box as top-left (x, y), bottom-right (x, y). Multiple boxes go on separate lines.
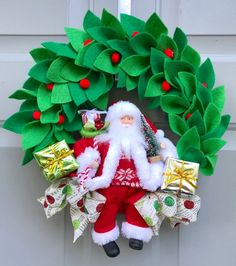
top-left (2, 9), bottom-right (230, 257)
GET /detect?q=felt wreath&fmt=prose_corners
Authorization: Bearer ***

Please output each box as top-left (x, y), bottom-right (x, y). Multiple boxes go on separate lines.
top-left (3, 9), bottom-right (230, 176)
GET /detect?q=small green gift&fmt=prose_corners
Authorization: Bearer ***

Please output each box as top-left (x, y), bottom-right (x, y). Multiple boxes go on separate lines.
top-left (34, 140), bottom-right (79, 182)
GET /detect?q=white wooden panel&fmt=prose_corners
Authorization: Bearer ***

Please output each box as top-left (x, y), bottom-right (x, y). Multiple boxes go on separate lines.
top-left (0, 148), bottom-right (65, 266)
top-left (179, 151), bottom-right (236, 266)
top-left (0, 0), bottom-right (68, 35)
top-left (93, 0), bottom-right (118, 17)
top-left (131, 0), bottom-right (157, 20)
top-left (161, 0), bottom-right (236, 35)
top-left (68, 0), bottom-right (90, 29)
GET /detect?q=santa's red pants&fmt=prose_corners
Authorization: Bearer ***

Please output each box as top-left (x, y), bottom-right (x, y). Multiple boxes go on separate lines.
top-left (92, 186), bottom-right (153, 245)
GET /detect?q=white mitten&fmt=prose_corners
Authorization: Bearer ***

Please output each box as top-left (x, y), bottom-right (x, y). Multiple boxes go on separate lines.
top-left (84, 175), bottom-right (112, 191)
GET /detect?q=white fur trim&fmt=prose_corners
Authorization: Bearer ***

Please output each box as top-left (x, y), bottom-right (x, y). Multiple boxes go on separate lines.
top-left (121, 222), bottom-right (153, 242)
top-left (155, 129), bottom-right (164, 138)
top-left (141, 161), bottom-right (164, 191)
top-left (159, 138), bottom-right (178, 161)
top-left (92, 225), bottom-right (119, 246)
top-left (76, 147), bottom-right (100, 172)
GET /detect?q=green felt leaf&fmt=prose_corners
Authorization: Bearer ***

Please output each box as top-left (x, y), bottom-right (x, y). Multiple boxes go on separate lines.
top-left (56, 44), bottom-right (78, 59)
top-left (120, 13), bottom-right (145, 36)
top-left (120, 55), bottom-right (150, 77)
top-left (29, 59), bottom-right (52, 83)
top-left (173, 27), bottom-right (188, 56)
top-left (101, 9), bottom-right (125, 39)
top-left (138, 69), bottom-right (152, 100)
top-left (42, 42), bottom-right (68, 54)
top-left (83, 43), bottom-right (106, 70)
top-left (19, 100), bottom-right (38, 112)
top-left (178, 72), bottom-right (197, 100)
top-left (177, 127), bottom-right (200, 159)
top-left (75, 42), bottom-right (93, 66)
top-left (107, 39), bottom-right (134, 58)
top-left (33, 127), bottom-right (55, 153)
top-left (60, 61), bottom-right (89, 82)
top-left (117, 69), bottom-right (126, 88)
top-left (187, 110), bottom-right (206, 136)
top-left (181, 45), bottom-right (201, 69)
top-left (129, 32), bottom-right (157, 56)
top-left (65, 27), bottom-right (90, 52)
top-left (200, 155), bottom-right (217, 176)
top-left (181, 147), bottom-right (206, 166)
top-left (91, 93), bottom-right (109, 110)
top-left (83, 10), bottom-right (101, 32)
top-left (104, 74), bottom-right (114, 92)
top-left (212, 85), bottom-right (225, 112)
top-left (64, 114), bottom-right (82, 132)
top-left (126, 75), bottom-right (138, 91)
top-left (145, 73), bottom-right (165, 97)
top-left (165, 61), bottom-right (194, 87)
top-left (23, 78), bottom-right (41, 91)
top-left (183, 95), bottom-right (197, 118)
top-left (85, 72), bottom-right (107, 102)
top-left (158, 34), bottom-right (178, 59)
top-left (150, 48), bottom-right (167, 74)
top-left (201, 138), bottom-right (226, 156)
top-left (3, 111), bottom-right (33, 134)
top-left (87, 26), bottom-right (121, 47)
top-left (51, 83), bottom-right (72, 104)
top-left (54, 128), bottom-right (75, 144)
top-left (62, 102), bottom-right (78, 123)
top-left (68, 83), bottom-right (87, 106)
top-left (22, 121), bottom-right (51, 150)
top-left (196, 83), bottom-right (212, 110)
top-left (197, 58), bottom-right (215, 89)
top-left (30, 48), bottom-right (55, 62)
top-left (9, 89), bottom-right (37, 100)
top-left (160, 94), bottom-right (189, 114)
top-left (201, 114), bottom-right (230, 140)
top-left (47, 57), bottom-right (69, 83)
top-left (37, 84), bottom-right (54, 111)
top-left (147, 97), bottom-right (160, 109)
top-left (94, 48), bottom-right (120, 74)
top-left (22, 148), bottom-right (34, 165)
top-left (204, 103), bottom-right (221, 133)
top-left (168, 114), bottom-right (188, 136)
top-left (40, 105), bottom-right (61, 124)
top-left (145, 13), bottom-right (168, 39)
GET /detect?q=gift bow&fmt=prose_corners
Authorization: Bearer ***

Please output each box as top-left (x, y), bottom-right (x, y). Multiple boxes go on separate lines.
top-left (38, 179), bottom-right (106, 242)
top-left (164, 160), bottom-right (198, 194)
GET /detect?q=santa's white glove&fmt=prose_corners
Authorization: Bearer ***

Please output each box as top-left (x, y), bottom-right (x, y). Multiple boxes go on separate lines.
top-left (84, 176), bottom-right (111, 191)
top-left (141, 161), bottom-right (164, 192)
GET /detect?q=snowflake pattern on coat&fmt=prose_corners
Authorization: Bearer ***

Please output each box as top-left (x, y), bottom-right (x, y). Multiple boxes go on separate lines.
top-left (112, 168), bottom-right (140, 187)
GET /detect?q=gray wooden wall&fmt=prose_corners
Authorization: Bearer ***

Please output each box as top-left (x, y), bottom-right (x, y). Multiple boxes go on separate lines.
top-left (0, 1), bottom-right (236, 265)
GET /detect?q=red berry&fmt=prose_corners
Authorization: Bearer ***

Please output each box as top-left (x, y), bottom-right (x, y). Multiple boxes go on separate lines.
top-left (79, 78), bottom-right (90, 89)
top-left (58, 114), bottom-right (65, 124)
top-left (46, 195), bottom-right (55, 205)
top-left (46, 83), bottom-right (54, 90)
top-left (184, 200), bottom-right (195, 209)
top-left (96, 203), bottom-right (105, 212)
top-left (132, 31), bottom-right (139, 37)
top-left (161, 80), bottom-right (171, 91)
top-left (77, 199), bottom-right (84, 208)
top-left (185, 113), bottom-right (192, 120)
top-left (43, 200), bottom-right (48, 208)
top-left (32, 110), bottom-right (41, 120)
top-left (111, 52), bottom-right (121, 64)
top-left (164, 48), bottom-right (174, 58)
top-left (202, 82), bottom-right (207, 88)
top-left (83, 39), bottom-right (93, 46)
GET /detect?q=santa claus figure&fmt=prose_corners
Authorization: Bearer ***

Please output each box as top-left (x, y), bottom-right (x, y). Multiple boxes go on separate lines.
top-left (73, 101), bottom-right (177, 257)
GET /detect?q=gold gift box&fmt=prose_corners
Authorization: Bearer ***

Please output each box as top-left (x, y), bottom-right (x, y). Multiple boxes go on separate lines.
top-left (161, 157), bottom-right (199, 195)
top-left (34, 140), bottom-right (79, 182)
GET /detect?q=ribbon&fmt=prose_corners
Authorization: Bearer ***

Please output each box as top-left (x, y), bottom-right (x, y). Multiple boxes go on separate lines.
top-left (164, 160), bottom-right (198, 195)
top-left (38, 178), bottom-right (106, 242)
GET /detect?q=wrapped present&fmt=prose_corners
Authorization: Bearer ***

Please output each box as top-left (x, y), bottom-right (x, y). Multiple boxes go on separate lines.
top-left (79, 109), bottom-right (109, 137)
top-left (161, 157), bottom-right (199, 195)
top-left (38, 178), bottom-right (106, 242)
top-left (34, 140), bottom-right (79, 182)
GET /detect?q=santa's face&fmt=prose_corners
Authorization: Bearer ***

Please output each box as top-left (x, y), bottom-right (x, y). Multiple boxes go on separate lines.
top-left (120, 115), bottom-right (134, 127)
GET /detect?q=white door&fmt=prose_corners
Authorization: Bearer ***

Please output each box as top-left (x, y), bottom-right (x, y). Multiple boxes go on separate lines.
top-left (1, 1), bottom-right (236, 265)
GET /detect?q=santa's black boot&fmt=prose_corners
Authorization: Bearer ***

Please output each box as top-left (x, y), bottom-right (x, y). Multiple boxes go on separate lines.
top-left (103, 241), bottom-right (120, 257)
top-left (129, 238), bottom-right (143, 250)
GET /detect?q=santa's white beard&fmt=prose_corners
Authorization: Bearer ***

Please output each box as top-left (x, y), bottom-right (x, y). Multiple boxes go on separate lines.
top-left (96, 119), bottom-right (146, 159)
